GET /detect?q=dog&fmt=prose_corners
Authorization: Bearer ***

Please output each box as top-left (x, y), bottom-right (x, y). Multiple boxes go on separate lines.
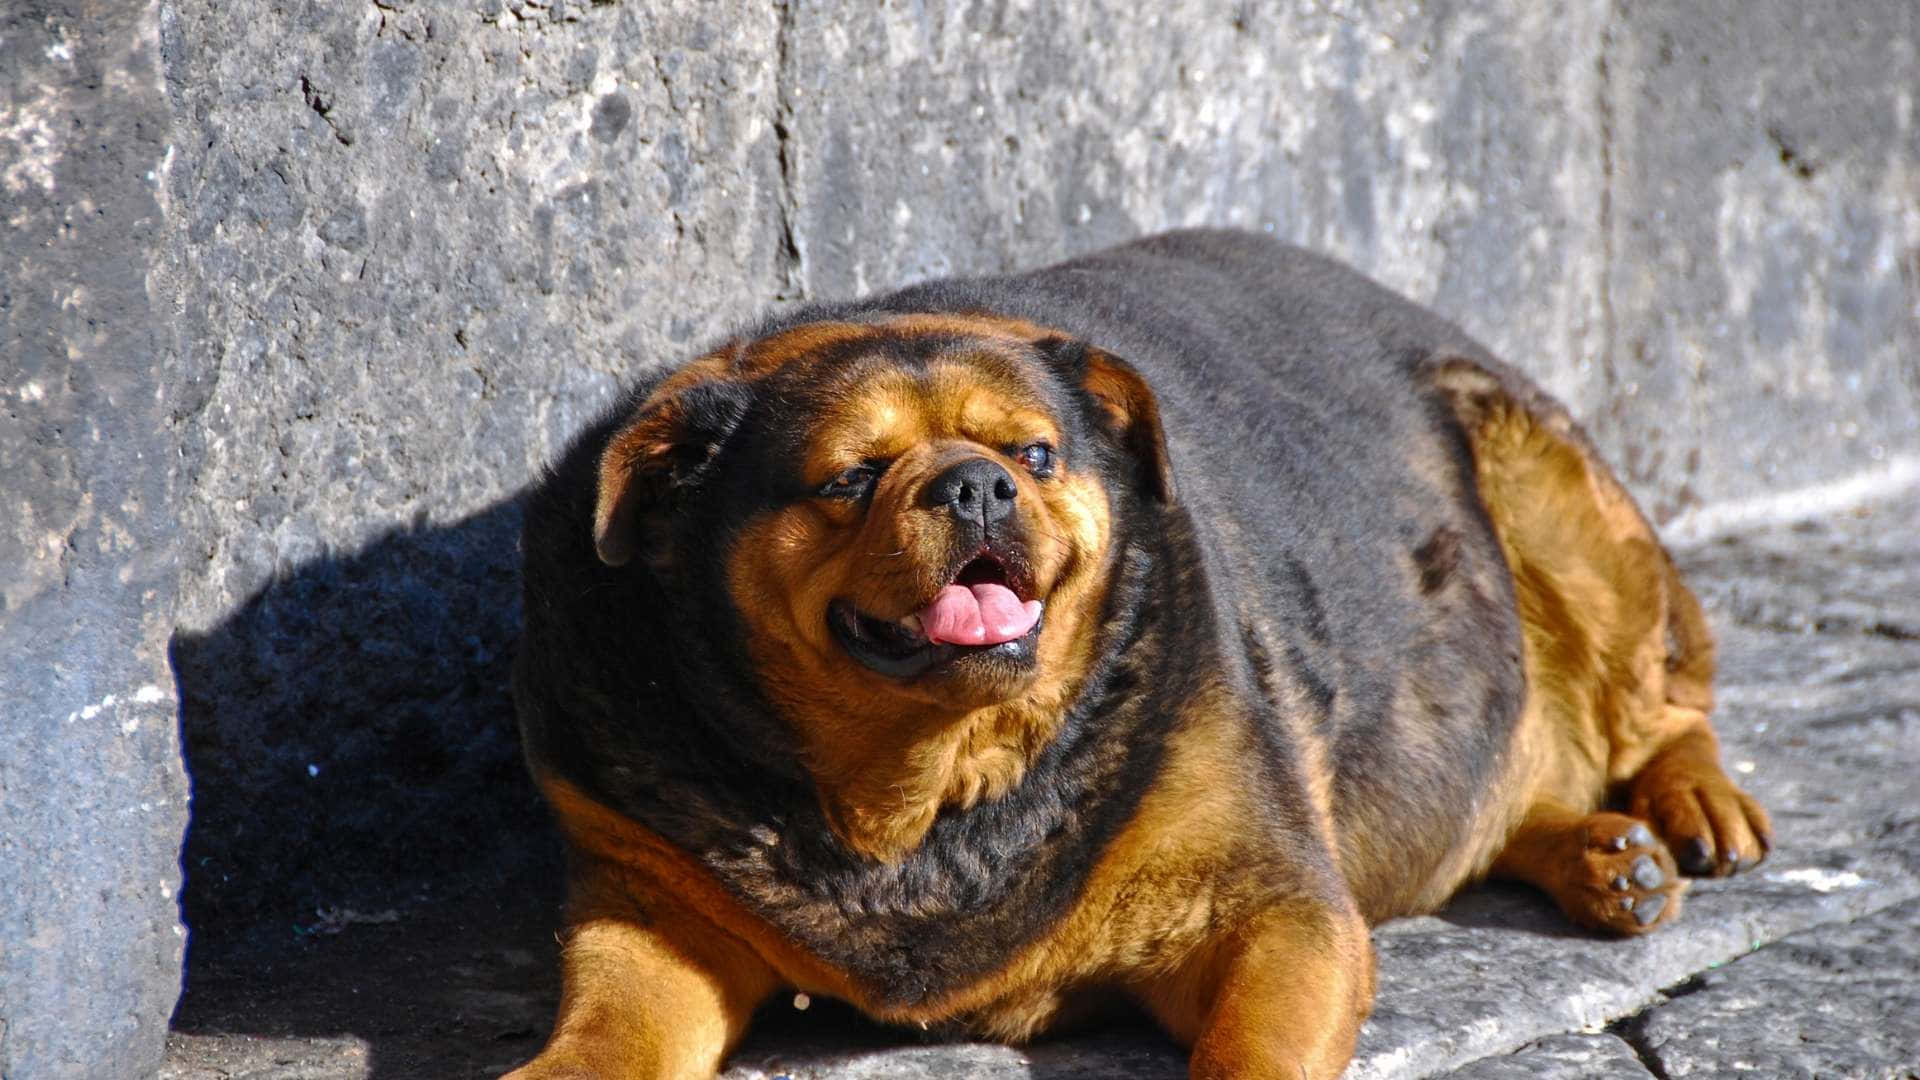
top-left (505, 229), bottom-right (1771, 1079)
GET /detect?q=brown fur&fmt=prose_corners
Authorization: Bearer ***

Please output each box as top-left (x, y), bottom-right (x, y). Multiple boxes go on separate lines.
top-left (510, 244), bottom-right (1769, 1079)
top-left (1428, 356), bottom-right (1771, 932)
top-left (520, 678), bottom-right (1373, 1076)
top-left (722, 341), bottom-right (1119, 860)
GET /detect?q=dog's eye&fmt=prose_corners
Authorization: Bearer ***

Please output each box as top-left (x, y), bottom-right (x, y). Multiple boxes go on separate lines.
top-left (1014, 442), bottom-right (1056, 477)
top-left (819, 463), bottom-right (881, 499)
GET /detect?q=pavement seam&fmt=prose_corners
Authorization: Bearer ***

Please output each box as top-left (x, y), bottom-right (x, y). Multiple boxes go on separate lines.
top-left (1595, 893), bottom-right (1920, 1080)
top-left (1607, 1012), bottom-right (1674, 1080)
top-left (1418, 882), bottom-right (1920, 1079)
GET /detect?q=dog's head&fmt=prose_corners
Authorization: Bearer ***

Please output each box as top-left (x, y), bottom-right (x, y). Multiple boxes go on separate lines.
top-left (590, 314), bottom-right (1173, 848)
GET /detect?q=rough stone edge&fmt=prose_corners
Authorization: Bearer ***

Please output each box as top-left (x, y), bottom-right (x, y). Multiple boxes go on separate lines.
top-left (0, 2), bottom-right (189, 1077)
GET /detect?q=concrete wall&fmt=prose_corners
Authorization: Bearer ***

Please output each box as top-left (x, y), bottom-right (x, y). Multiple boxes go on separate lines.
top-left (2, 0), bottom-right (1915, 1075)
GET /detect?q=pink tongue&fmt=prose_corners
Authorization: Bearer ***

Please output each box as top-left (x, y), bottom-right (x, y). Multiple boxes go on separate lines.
top-left (920, 583), bottom-right (1043, 646)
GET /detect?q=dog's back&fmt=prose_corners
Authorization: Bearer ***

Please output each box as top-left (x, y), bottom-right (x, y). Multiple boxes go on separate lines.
top-left (816, 230), bottom-right (1531, 917)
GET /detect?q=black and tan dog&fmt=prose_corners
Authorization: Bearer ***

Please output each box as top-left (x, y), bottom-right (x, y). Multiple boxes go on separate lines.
top-left (507, 230), bottom-right (1770, 1079)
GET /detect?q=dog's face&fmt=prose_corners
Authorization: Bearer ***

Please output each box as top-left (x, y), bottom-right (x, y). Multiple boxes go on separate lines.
top-left (591, 315), bottom-right (1173, 786)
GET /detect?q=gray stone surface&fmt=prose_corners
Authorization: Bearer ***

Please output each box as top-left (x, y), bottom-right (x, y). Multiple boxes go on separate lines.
top-left (0, 4), bottom-right (189, 1078)
top-left (1621, 898), bottom-right (1920, 1078)
top-left (1434, 1033), bottom-right (1651, 1080)
top-left (1598, 0), bottom-right (1920, 518)
top-left (6, 0), bottom-right (1918, 1078)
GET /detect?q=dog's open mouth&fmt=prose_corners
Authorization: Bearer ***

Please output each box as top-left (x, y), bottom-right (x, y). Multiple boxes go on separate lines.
top-left (829, 553), bottom-right (1044, 680)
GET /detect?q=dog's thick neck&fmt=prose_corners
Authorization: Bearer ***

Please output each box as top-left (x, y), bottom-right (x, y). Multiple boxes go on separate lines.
top-left (809, 681), bottom-right (1086, 863)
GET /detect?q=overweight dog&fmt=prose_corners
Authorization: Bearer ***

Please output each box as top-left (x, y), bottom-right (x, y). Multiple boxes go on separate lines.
top-left (507, 230), bottom-right (1771, 1079)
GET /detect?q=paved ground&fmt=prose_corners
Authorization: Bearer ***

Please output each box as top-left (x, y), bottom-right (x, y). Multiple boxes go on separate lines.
top-left (163, 491), bottom-right (1920, 1080)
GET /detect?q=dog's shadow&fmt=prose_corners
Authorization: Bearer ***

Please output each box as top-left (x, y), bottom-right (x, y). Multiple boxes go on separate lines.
top-left (168, 491), bottom-right (571, 1079)
top-left (1431, 880), bottom-right (1602, 939)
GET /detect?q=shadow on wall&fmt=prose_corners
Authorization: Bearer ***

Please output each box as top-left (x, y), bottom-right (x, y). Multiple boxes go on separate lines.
top-left (171, 495), bottom-right (547, 936)
top-left (167, 493), bottom-right (573, 1077)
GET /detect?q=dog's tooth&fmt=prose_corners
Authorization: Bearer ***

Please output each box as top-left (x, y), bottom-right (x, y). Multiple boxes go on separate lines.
top-left (898, 613), bottom-right (924, 637)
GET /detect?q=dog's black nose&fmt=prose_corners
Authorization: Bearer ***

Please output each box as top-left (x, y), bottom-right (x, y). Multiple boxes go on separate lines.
top-left (922, 457), bottom-right (1018, 524)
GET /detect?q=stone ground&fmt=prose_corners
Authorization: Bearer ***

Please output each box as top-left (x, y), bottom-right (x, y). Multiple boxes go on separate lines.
top-left (162, 490), bottom-right (1920, 1080)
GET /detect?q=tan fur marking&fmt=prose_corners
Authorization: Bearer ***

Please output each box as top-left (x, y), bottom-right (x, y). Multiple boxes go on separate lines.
top-left (738, 321), bottom-right (878, 377)
top-left (879, 312), bottom-right (1061, 343)
top-left (537, 682), bottom-right (1362, 1051)
top-left (1170, 902), bottom-right (1374, 1080)
top-left (924, 683), bottom-right (1372, 1065)
top-left (727, 345), bottom-right (1113, 862)
top-left (504, 788), bottom-right (782, 1080)
top-left (1427, 355), bottom-right (1769, 932)
top-left (534, 777), bottom-right (861, 999)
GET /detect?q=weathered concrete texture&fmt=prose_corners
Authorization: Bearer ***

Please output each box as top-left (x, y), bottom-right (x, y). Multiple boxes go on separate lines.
top-left (0, 4), bottom-right (189, 1078)
top-left (1621, 898), bottom-right (1920, 1078)
top-left (777, 0), bottom-right (1615, 404)
top-left (1598, 0), bottom-right (1920, 518)
top-left (1434, 1033), bottom-right (1652, 1080)
top-left (7, 0), bottom-right (1918, 1077)
top-left (159, 0), bottom-right (792, 935)
top-left (161, 1032), bottom-right (372, 1080)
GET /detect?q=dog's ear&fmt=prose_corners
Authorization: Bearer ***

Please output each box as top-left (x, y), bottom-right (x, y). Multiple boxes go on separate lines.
top-left (1036, 336), bottom-right (1176, 505)
top-left (593, 370), bottom-right (753, 567)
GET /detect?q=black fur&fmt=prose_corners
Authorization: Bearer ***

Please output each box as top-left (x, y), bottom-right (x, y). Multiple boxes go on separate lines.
top-left (515, 229), bottom-right (1527, 1008)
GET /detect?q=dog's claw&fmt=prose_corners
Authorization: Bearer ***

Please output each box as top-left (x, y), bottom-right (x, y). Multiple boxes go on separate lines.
top-left (1678, 836), bottom-right (1715, 875)
top-left (1612, 874), bottom-right (1631, 891)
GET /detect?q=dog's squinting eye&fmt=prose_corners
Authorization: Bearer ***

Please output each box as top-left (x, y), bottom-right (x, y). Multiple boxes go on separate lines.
top-left (819, 463), bottom-right (882, 500)
top-left (1014, 442), bottom-right (1056, 477)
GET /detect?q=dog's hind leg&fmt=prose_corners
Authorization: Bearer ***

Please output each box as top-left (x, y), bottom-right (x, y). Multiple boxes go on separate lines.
top-left (1491, 802), bottom-right (1685, 933)
top-left (1425, 355), bottom-right (1771, 934)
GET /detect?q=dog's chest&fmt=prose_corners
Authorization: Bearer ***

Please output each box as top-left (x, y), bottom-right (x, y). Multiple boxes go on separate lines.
top-left (715, 687), bottom-right (1281, 1027)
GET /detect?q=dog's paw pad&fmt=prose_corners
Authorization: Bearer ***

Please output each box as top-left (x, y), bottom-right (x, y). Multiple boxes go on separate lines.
top-left (1630, 853), bottom-right (1664, 889)
top-left (1562, 812), bottom-right (1684, 936)
top-left (1631, 892), bottom-right (1667, 927)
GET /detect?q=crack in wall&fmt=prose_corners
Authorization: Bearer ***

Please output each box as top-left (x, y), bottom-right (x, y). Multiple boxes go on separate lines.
top-left (770, 0), bottom-right (803, 302)
top-left (1594, 0), bottom-right (1618, 403)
